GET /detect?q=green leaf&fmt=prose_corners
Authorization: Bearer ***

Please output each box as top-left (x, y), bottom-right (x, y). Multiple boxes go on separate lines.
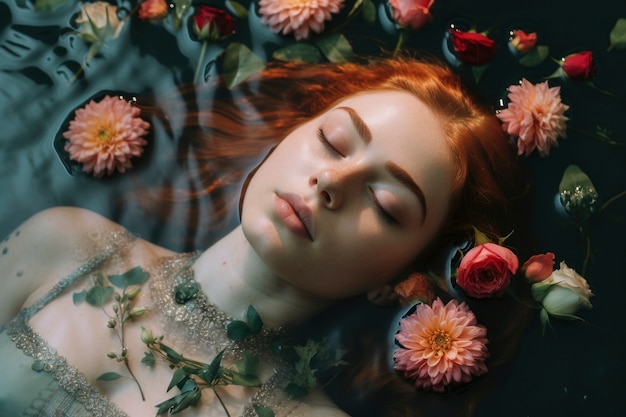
top-left (34, 0), bottom-right (71, 12)
top-left (472, 227), bottom-right (492, 245)
top-left (108, 266), bottom-right (149, 288)
top-left (159, 343), bottom-right (183, 364)
top-left (609, 18), bottom-right (626, 51)
top-left (226, 0), bottom-right (248, 18)
top-left (167, 368), bottom-right (190, 392)
top-left (85, 285), bottom-right (114, 306)
top-left (222, 43), bottom-right (266, 89)
top-left (519, 45), bottom-right (549, 67)
top-left (97, 372), bottom-right (123, 381)
top-left (472, 65), bottom-right (488, 84)
top-left (246, 305), bottom-right (263, 334)
top-left (72, 290), bottom-right (87, 305)
top-left (315, 34), bottom-right (353, 63)
top-left (272, 44), bottom-right (322, 64)
top-left (285, 382), bottom-right (310, 399)
top-left (170, 389), bottom-right (201, 414)
top-left (227, 320), bottom-right (252, 341)
top-left (198, 350), bottom-right (225, 385)
top-left (253, 404), bottom-right (275, 417)
top-left (236, 352), bottom-right (260, 377)
top-left (155, 396), bottom-right (179, 415)
top-left (141, 352), bottom-right (155, 367)
top-left (362, 0), bottom-right (377, 24)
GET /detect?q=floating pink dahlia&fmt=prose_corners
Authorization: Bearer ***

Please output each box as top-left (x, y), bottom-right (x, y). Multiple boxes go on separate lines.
top-left (63, 95), bottom-right (150, 177)
top-left (394, 298), bottom-right (489, 392)
top-left (497, 79), bottom-right (569, 157)
top-left (258, 0), bottom-right (345, 41)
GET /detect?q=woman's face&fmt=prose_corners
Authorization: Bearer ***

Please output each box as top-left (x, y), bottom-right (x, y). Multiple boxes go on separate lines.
top-left (241, 90), bottom-right (455, 299)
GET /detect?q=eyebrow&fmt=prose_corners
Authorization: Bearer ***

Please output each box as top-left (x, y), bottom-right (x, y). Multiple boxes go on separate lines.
top-left (336, 106), bottom-right (428, 225)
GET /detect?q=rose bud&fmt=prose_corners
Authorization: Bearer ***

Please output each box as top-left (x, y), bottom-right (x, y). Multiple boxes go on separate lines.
top-left (561, 51), bottom-right (597, 81)
top-left (521, 252), bottom-right (555, 282)
top-left (193, 5), bottom-right (236, 42)
top-left (509, 30), bottom-right (537, 54)
top-left (448, 28), bottom-right (497, 66)
top-left (389, 0), bottom-right (435, 31)
top-left (531, 262), bottom-right (593, 318)
top-left (138, 0), bottom-right (169, 22)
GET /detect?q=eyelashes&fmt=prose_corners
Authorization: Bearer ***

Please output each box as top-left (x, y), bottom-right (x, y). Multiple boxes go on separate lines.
top-left (317, 127), bottom-right (398, 226)
top-left (317, 128), bottom-right (345, 157)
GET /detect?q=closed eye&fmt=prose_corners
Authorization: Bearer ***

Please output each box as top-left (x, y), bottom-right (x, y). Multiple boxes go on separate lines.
top-left (369, 187), bottom-right (398, 226)
top-left (317, 128), bottom-right (345, 157)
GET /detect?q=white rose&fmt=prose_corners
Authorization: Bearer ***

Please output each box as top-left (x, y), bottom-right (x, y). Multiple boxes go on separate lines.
top-left (76, 1), bottom-right (125, 43)
top-left (531, 261), bottom-right (593, 318)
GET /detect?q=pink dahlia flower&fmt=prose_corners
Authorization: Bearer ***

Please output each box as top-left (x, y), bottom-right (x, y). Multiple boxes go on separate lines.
top-left (394, 298), bottom-right (489, 392)
top-left (63, 95), bottom-right (150, 177)
top-left (497, 79), bottom-right (569, 157)
top-left (258, 0), bottom-right (345, 41)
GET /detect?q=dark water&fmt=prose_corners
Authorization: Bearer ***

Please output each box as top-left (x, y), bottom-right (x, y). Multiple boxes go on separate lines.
top-left (1, 0), bottom-right (625, 416)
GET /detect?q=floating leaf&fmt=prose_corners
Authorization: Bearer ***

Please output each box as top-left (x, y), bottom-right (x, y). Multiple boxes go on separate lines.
top-left (362, 0), bottom-right (377, 24)
top-left (246, 305), bottom-right (263, 334)
top-left (97, 372), bottom-right (123, 381)
top-left (609, 18), bottom-right (626, 51)
top-left (72, 289), bottom-right (87, 305)
top-left (167, 368), bottom-right (190, 392)
top-left (34, 0), bottom-right (71, 12)
top-left (315, 34), bottom-right (353, 63)
top-left (108, 266), bottom-right (149, 288)
top-left (519, 45), bottom-right (549, 67)
top-left (222, 43), bottom-right (266, 89)
top-left (85, 285), bottom-right (114, 306)
top-left (558, 165), bottom-right (599, 222)
top-left (236, 352), bottom-right (260, 377)
top-left (253, 404), bottom-right (275, 417)
top-left (227, 320), bottom-right (252, 341)
top-left (226, 0), bottom-right (248, 18)
top-left (272, 44), bottom-right (321, 63)
top-left (141, 352), bottom-right (155, 367)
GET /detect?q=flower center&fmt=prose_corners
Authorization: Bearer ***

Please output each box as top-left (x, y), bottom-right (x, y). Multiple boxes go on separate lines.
top-left (430, 329), bottom-right (451, 357)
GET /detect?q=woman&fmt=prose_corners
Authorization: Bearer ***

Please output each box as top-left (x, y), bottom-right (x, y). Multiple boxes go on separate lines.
top-left (0, 57), bottom-right (527, 417)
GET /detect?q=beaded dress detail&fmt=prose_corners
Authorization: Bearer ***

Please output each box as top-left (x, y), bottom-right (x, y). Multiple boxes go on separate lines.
top-left (0, 231), bottom-right (300, 417)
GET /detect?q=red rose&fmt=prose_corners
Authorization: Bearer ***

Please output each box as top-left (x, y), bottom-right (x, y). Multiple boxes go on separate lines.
top-left (561, 51), bottom-right (597, 81)
top-left (448, 28), bottom-right (497, 66)
top-left (456, 243), bottom-right (519, 298)
top-left (389, 0), bottom-right (434, 31)
top-left (193, 5), bottom-right (236, 42)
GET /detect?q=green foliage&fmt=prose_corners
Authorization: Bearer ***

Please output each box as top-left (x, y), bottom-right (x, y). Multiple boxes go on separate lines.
top-left (519, 45), bottom-right (549, 67)
top-left (97, 372), bottom-right (123, 381)
top-left (609, 18), bottom-right (626, 51)
top-left (273, 44), bottom-right (322, 64)
top-left (315, 34), bottom-right (354, 63)
top-left (108, 266), bottom-right (149, 288)
top-left (222, 43), bottom-right (266, 88)
top-left (227, 305), bottom-right (264, 340)
top-left (226, 0), bottom-right (248, 18)
top-left (34, 0), bottom-right (70, 12)
top-left (254, 404), bottom-right (276, 417)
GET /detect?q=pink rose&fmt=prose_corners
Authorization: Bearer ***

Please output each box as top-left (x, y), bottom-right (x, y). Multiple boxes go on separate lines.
top-left (521, 252), bottom-right (555, 282)
top-left (448, 28), bottom-right (497, 66)
top-left (561, 51), bottom-right (597, 81)
top-left (456, 243), bottom-right (519, 298)
top-left (509, 30), bottom-right (537, 54)
top-left (389, 0), bottom-right (434, 30)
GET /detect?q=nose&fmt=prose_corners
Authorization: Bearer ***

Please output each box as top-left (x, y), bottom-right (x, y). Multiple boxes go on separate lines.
top-left (310, 166), bottom-right (359, 209)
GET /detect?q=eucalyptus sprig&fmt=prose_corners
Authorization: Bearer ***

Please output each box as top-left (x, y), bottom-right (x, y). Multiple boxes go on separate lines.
top-left (73, 266), bottom-right (151, 400)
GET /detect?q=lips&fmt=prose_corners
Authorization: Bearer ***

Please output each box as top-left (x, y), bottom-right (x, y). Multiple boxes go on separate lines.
top-left (274, 192), bottom-right (315, 241)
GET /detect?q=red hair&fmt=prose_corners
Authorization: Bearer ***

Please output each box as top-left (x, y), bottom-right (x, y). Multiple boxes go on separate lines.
top-left (137, 56), bottom-right (527, 251)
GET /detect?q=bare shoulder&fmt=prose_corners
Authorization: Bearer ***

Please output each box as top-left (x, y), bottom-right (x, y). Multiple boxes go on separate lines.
top-left (0, 207), bottom-right (145, 325)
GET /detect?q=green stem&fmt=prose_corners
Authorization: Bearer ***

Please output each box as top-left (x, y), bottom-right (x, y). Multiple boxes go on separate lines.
top-left (213, 387), bottom-right (232, 417)
top-left (124, 359), bottom-right (146, 401)
top-left (567, 126), bottom-right (626, 147)
top-left (194, 40), bottom-right (208, 83)
top-left (580, 226), bottom-right (591, 277)
top-left (599, 189), bottom-right (626, 214)
top-left (392, 29), bottom-right (408, 59)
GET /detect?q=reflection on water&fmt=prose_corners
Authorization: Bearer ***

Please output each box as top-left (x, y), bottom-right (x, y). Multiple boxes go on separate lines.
top-left (1, 1), bottom-right (625, 416)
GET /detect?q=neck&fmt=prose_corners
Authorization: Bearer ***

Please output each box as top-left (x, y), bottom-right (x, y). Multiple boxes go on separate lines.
top-left (192, 226), bottom-right (332, 328)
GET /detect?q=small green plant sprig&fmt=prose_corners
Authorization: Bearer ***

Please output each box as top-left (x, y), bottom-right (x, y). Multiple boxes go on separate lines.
top-left (140, 305), bottom-right (265, 416)
top-left (73, 266), bottom-right (151, 400)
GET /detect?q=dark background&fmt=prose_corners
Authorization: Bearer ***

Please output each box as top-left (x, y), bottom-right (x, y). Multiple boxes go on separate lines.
top-left (1, 1), bottom-right (625, 416)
